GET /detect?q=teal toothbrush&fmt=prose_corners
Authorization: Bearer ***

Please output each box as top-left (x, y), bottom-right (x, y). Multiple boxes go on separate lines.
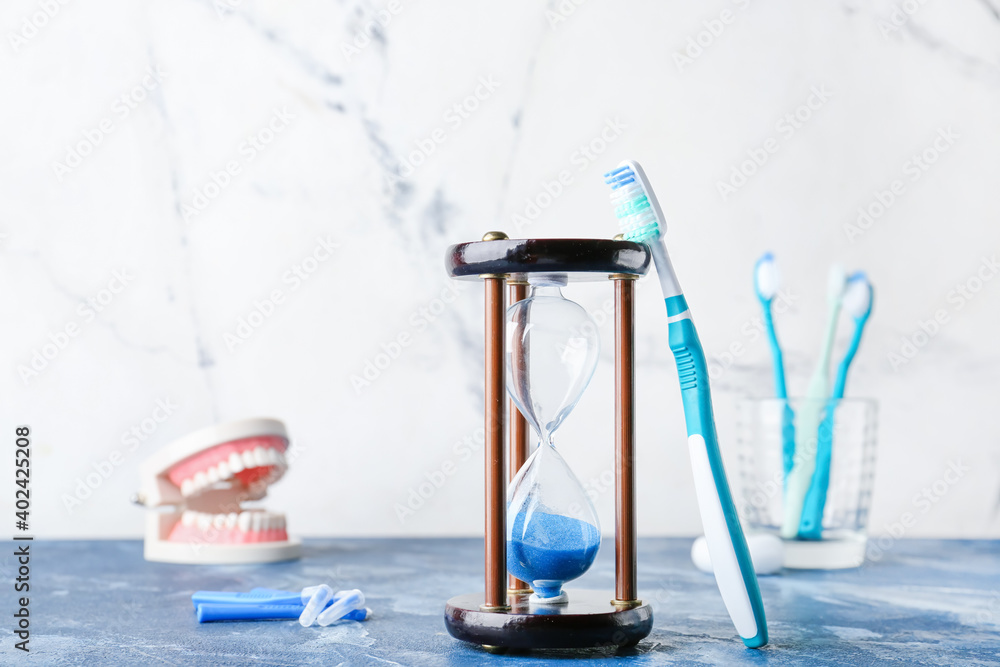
top-left (798, 272), bottom-right (872, 538)
top-left (754, 253), bottom-right (795, 483)
top-left (781, 264), bottom-right (847, 538)
top-left (604, 160), bottom-right (767, 648)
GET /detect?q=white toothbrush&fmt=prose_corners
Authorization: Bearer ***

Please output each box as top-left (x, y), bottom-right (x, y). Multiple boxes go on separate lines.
top-left (604, 160), bottom-right (768, 648)
top-left (781, 264), bottom-right (847, 538)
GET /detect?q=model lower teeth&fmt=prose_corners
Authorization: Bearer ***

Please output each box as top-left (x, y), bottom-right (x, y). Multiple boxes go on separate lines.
top-left (169, 510), bottom-right (288, 544)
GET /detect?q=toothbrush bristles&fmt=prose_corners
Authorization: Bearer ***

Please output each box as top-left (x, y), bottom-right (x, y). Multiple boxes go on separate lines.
top-left (603, 166), bottom-right (636, 190)
top-left (604, 165), bottom-right (662, 242)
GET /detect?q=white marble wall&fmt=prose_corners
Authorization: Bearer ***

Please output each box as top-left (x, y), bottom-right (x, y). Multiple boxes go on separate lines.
top-left (1, 0), bottom-right (998, 540)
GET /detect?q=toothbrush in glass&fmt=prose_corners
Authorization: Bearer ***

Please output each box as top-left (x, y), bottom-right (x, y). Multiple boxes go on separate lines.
top-left (754, 253), bottom-right (796, 483)
top-left (781, 265), bottom-right (847, 538)
top-left (604, 160), bottom-right (768, 649)
top-left (798, 272), bottom-right (872, 539)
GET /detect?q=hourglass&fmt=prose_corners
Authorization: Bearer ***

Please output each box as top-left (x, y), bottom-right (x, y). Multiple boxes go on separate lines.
top-left (506, 273), bottom-right (601, 604)
top-left (443, 233), bottom-right (654, 651)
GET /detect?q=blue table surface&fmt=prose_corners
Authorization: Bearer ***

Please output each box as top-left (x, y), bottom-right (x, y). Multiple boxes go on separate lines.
top-left (1, 538), bottom-right (998, 666)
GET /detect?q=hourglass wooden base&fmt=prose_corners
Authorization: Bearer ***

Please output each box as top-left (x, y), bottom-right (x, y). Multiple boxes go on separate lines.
top-left (445, 591), bottom-right (653, 650)
top-left (444, 234), bottom-right (653, 652)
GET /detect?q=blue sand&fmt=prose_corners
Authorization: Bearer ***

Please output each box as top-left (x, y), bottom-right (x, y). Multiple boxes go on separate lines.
top-left (24, 539), bottom-right (1000, 664)
top-left (507, 511), bottom-right (600, 597)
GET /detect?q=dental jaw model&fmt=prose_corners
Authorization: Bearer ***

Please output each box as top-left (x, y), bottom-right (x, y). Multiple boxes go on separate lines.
top-left (137, 418), bottom-right (301, 564)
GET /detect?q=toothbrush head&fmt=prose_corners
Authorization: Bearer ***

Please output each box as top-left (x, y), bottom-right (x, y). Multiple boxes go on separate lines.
top-left (843, 271), bottom-right (873, 320)
top-left (603, 160), bottom-right (666, 243)
top-left (754, 252), bottom-right (779, 303)
top-left (827, 264), bottom-right (848, 306)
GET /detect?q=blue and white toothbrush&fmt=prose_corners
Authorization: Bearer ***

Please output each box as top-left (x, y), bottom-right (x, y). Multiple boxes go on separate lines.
top-left (605, 160), bottom-right (768, 649)
top-left (754, 253), bottom-right (796, 483)
top-left (781, 264), bottom-right (848, 538)
top-left (798, 272), bottom-right (873, 539)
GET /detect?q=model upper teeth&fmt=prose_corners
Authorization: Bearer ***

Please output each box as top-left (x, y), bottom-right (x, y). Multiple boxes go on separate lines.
top-left (177, 443), bottom-right (288, 498)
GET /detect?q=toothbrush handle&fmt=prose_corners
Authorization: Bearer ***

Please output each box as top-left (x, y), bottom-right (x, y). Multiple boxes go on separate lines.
top-left (761, 300), bottom-right (795, 480)
top-left (798, 316), bottom-right (867, 538)
top-left (761, 307), bottom-right (787, 399)
top-left (667, 303), bottom-right (768, 648)
top-left (797, 401), bottom-right (836, 539)
top-left (781, 402), bottom-right (796, 482)
top-left (761, 305), bottom-right (796, 482)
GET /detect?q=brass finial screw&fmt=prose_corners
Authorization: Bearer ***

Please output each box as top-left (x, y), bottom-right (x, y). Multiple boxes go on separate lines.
top-left (482, 231), bottom-right (509, 242)
top-left (613, 233), bottom-right (625, 241)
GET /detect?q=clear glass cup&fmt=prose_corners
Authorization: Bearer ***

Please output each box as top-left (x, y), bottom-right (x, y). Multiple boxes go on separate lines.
top-left (736, 397), bottom-right (878, 569)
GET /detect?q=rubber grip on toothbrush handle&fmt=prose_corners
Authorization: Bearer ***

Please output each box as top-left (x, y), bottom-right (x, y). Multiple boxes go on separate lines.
top-left (688, 434), bottom-right (767, 647)
top-left (669, 314), bottom-right (768, 648)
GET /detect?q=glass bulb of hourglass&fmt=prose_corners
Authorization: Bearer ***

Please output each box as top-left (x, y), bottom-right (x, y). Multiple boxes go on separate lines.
top-left (505, 276), bottom-right (600, 445)
top-left (505, 275), bottom-right (601, 603)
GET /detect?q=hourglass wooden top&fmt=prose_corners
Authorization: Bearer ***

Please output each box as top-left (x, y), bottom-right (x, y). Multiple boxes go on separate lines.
top-left (445, 238), bottom-right (651, 282)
